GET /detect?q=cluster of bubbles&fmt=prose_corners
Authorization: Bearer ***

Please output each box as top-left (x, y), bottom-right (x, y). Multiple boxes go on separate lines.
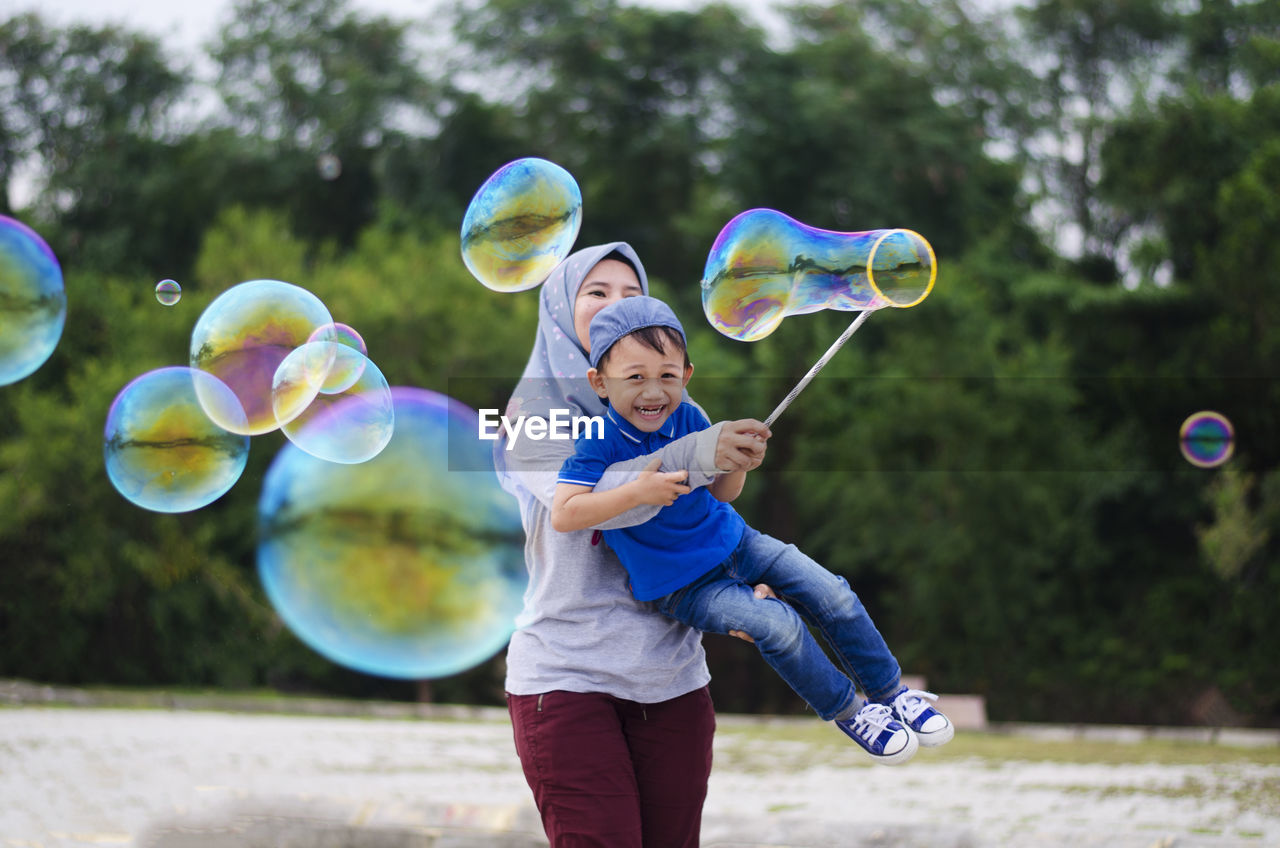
top-left (460, 157), bottom-right (582, 292)
top-left (1180, 411), bottom-right (1235, 468)
top-left (701, 208), bottom-right (937, 342)
top-left (106, 279), bottom-right (395, 516)
top-left (0, 215), bottom-right (66, 386)
top-left (257, 387), bottom-right (525, 679)
top-left (101, 276), bottom-right (528, 680)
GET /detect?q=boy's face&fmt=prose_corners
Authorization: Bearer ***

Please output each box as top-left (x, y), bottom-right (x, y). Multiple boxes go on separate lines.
top-left (574, 259), bottom-right (644, 352)
top-left (588, 334), bottom-right (693, 432)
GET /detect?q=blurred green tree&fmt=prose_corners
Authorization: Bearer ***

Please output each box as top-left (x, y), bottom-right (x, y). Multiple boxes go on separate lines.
top-left (453, 0), bottom-right (772, 283)
top-left (210, 0), bottom-right (439, 245)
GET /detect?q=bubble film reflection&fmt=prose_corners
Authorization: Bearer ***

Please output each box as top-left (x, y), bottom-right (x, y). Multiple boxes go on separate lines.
top-left (257, 387), bottom-right (526, 679)
top-left (189, 279), bottom-right (335, 435)
top-left (702, 208), bottom-right (936, 342)
top-left (0, 215), bottom-right (66, 385)
top-left (1180, 411), bottom-right (1234, 468)
top-left (461, 157), bottom-right (582, 292)
top-left (155, 279), bottom-right (182, 306)
top-left (272, 342), bottom-right (394, 465)
top-left (104, 367), bottom-right (250, 513)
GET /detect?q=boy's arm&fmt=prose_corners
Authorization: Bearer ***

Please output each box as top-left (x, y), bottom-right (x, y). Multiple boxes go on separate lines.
top-left (551, 459), bottom-right (691, 532)
top-left (707, 468), bottom-right (747, 502)
top-left (505, 416), bottom-right (765, 528)
top-left (551, 483), bottom-right (642, 533)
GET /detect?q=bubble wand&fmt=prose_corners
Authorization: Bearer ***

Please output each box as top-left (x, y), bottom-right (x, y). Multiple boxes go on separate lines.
top-left (701, 209), bottom-right (936, 427)
top-left (762, 309), bottom-right (873, 428)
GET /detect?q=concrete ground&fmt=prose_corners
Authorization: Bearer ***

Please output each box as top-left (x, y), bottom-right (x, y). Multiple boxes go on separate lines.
top-left (1, 691), bottom-right (1278, 848)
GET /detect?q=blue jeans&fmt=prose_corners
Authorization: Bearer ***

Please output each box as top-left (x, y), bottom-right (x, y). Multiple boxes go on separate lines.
top-left (656, 526), bottom-right (900, 721)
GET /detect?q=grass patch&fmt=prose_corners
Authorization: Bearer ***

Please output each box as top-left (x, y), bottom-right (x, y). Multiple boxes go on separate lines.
top-left (1019, 774), bottom-right (1280, 813)
top-left (712, 723), bottom-right (1280, 769)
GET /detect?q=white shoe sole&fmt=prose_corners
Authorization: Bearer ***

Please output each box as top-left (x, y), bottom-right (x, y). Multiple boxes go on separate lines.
top-left (917, 720), bottom-right (955, 748)
top-left (868, 728), bottom-right (919, 766)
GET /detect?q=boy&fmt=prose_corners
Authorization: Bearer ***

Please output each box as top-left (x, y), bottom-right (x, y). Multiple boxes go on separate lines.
top-left (551, 296), bottom-right (952, 764)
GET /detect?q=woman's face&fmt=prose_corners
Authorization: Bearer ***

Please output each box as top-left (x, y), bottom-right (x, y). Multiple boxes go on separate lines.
top-left (573, 258), bottom-right (644, 352)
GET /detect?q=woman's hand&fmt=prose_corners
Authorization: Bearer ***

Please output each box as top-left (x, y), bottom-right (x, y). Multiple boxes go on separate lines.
top-left (728, 583), bottom-right (777, 643)
top-left (715, 419), bottom-right (771, 473)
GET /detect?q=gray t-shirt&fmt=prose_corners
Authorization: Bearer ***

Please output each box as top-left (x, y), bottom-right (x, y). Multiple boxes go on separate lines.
top-left (503, 417), bottom-right (725, 702)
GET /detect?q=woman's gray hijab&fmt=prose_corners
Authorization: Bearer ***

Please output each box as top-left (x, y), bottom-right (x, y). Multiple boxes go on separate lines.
top-left (494, 242), bottom-right (649, 491)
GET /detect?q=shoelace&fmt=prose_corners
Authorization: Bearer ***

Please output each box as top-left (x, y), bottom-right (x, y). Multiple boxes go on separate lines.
top-left (853, 703), bottom-right (897, 739)
top-left (893, 688), bottom-right (939, 722)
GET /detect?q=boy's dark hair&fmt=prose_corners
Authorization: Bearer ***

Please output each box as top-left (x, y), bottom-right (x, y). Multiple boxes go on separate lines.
top-left (595, 325), bottom-right (690, 372)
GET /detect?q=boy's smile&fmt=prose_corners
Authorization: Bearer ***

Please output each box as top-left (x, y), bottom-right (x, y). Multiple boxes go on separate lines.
top-left (588, 334), bottom-right (693, 433)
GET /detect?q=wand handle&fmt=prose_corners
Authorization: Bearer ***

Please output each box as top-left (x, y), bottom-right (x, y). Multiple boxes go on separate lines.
top-left (763, 310), bottom-right (873, 428)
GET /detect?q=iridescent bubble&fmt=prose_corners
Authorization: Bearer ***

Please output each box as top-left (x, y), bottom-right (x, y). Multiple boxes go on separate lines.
top-left (189, 279), bottom-right (335, 436)
top-left (1180, 411), bottom-right (1235, 468)
top-left (104, 367), bottom-right (250, 513)
top-left (272, 341), bottom-right (394, 464)
top-left (155, 279), bottom-right (182, 306)
top-left (0, 215), bottom-right (66, 386)
top-left (460, 157), bottom-right (583, 292)
top-left (257, 387), bottom-right (526, 679)
top-left (317, 153), bottom-right (342, 181)
top-left (701, 208), bottom-right (936, 341)
top-left (307, 322), bottom-right (367, 394)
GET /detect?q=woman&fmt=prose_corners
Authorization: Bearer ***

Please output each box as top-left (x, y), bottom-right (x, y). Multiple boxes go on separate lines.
top-left (496, 242), bottom-right (769, 847)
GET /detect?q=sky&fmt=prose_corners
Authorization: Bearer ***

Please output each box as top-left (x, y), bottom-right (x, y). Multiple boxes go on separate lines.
top-left (8, 0), bottom-right (787, 53)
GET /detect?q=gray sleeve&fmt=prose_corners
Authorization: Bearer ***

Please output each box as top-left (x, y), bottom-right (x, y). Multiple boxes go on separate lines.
top-left (503, 421), bottom-right (726, 530)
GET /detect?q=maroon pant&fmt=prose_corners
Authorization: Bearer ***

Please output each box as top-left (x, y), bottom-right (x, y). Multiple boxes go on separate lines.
top-left (506, 686), bottom-right (715, 848)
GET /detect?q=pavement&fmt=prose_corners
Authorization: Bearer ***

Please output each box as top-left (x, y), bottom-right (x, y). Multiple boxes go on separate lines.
top-left (2, 680), bottom-right (1278, 848)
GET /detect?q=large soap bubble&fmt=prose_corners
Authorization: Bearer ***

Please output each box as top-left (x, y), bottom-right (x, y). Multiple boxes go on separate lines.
top-left (702, 208), bottom-right (936, 342)
top-left (104, 367), bottom-right (250, 513)
top-left (190, 279), bottom-right (335, 435)
top-left (1180, 411), bottom-right (1234, 468)
top-left (271, 341), bottom-right (394, 465)
top-left (0, 215), bottom-right (66, 385)
top-left (257, 387), bottom-right (526, 679)
top-left (461, 157), bottom-right (582, 292)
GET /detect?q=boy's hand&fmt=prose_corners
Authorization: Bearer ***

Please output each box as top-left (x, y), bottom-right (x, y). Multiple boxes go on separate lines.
top-left (715, 419), bottom-right (771, 473)
top-left (632, 456), bottom-right (691, 506)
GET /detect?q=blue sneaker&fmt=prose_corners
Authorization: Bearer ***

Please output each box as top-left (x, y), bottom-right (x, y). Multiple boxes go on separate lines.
top-left (887, 686), bottom-right (954, 747)
top-left (834, 701), bottom-right (918, 765)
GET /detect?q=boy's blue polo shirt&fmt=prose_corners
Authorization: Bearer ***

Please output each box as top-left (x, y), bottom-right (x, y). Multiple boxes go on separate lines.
top-left (558, 402), bottom-right (746, 601)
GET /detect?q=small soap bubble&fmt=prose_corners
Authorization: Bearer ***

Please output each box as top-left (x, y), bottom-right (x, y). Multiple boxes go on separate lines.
top-left (461, 157), bottom-right (583, 292)
top-left (701, 208), bottom-right (936, 341)
top-left (1180, 411), bottom-right (1234, 468)
top-left (0, 215), bottom-right (66, 385)
top-left (257, 387), bottom-right (526, 679)
top-left (155, 279), bottom-right (182, 306)
top-left (317, 153), bottom-right (342, 181)
top-left (307, 322), bottom-right (367, 394)
top-left (189, 279), bottom-right (335, 436)
top-left (272, 341), bottom-right (394, 464)
top-left (104, 367), bottom-right (250, 513)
